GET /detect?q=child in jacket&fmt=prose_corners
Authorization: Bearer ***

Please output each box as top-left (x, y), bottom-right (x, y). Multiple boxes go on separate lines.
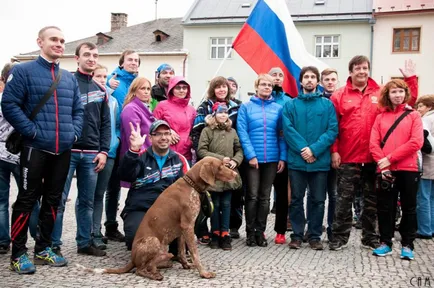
top-left (197, 103), bottom-right (243, 250)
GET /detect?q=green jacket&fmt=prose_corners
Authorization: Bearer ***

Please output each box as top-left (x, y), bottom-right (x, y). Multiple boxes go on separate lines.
top-left (197, 119), bottom-right (243, 192)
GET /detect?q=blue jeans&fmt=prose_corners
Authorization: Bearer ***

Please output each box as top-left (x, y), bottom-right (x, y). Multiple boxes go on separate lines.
top-left (52, 152), bottom-right (98, 248)
top-left (93, 158), bottom-right (115, 237)
top-left (210, 191), bottom-right (232, 233)
top-left (289, 170), bottom-right (327, 241)
top-left (417, 179), bottom-right (434, 236)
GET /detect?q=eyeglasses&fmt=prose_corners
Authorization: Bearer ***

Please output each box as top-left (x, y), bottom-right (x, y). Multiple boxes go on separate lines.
top-left (258, 83), bottom-right (273, 88)
top-left (151, 132), bottom-right (171, 138)
top-left (174, 85), bottom-right (189, 91)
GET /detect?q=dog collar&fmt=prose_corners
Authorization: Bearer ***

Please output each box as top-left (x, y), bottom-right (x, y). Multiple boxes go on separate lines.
top-left (183, 174), bottom-right (205, 193)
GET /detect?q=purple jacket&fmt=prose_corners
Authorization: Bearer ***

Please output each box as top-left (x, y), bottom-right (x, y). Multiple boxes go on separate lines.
top-left (120, 97), bottom-right (154, 157)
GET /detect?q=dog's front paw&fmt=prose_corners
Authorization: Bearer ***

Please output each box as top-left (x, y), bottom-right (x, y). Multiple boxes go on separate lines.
top-left (200, 271), bottom-right (216, 279)
top-left (181, 262), bottom-right (192, 269)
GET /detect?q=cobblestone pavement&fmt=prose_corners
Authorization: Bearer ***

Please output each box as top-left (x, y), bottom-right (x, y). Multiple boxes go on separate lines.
top-left (1, 179), bottom-right (434, 288)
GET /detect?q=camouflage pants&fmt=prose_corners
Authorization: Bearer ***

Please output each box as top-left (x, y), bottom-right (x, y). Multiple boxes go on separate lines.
top-left (332, 163), bottom-right (379, 244)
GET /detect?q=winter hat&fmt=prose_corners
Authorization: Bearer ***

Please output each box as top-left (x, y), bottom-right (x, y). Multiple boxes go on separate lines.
top-left (227, 77), bottom-right (238, 88)
top-left (268, 67), bottom-right (284, 76)
top-left (156, 64), bottom-right (174, 77)
top-left (212, 102), bottom-right (228, 114)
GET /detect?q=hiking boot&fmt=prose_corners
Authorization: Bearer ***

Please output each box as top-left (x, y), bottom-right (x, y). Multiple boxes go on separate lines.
top-left (209, 234), bottom-right (220, 249)
top-left (270, 202), bottom-right (276, 214)
top-left (246, 234), bottom-right (257, 247)
top-left (34, 247), bottom-right (68, 267)
top-left (0, 244), bottom-right (10, 254)
top-left (256, 233), bottom-right (268, 247)
top-left (329, 240), bottom-right (347, 251)
top-left (105, 228), bottom-right (125, 242)
top-left (230, 228), bottom-right (240, 239)
top-left (220, 235), bottom-right (232, 251)
top-left (274, 233), bottom-right (286, 244)
top-left (77, 244), bottom-right (107, 257)
top-left (288, 239), bottom-right (302, 249)
top-left (92, 237), bottom-right (107, 250)
top-left (361, 240), bottom-right (380, 250)
top-left (400, 246), bottom-right (414, 260)
top-left (309, 239), bottom-right (324, 250)
top-left (9, 253), bottom-right (36, 274)
top-left (373, 243), bottom-right (392, 257)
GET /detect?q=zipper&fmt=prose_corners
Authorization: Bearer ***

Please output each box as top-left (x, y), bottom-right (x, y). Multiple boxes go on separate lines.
top-left (262, 100), bottom-right (267, 162)
top-left (51, 64), bottom-right (59, 154)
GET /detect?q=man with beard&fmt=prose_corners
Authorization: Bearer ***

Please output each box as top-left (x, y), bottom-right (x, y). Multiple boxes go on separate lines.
top-left (51, 42), bottom-right (111, 257)
top-left (283, 66), bottom-right (338, 250)
top-left (151, 64), bottom-right (175, 102)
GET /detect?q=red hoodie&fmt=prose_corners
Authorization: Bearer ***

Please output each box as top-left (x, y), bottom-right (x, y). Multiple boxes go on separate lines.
top-left (369, 104), bottom-right (423, 172)
top-left (331, 75), bottom-right (418, 164)
top-left (153, 76), bottom-right (196, 160)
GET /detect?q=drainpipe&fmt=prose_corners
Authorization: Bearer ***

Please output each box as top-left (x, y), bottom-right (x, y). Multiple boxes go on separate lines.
top-left (182, 53), bottom-right (188, 77)
top-left (369, 9), bottom-right (377, 74)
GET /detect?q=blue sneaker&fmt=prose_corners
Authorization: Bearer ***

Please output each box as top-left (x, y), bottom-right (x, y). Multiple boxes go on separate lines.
top-left (34, 247), bottom-right (68, 267)
top-left (400, 247), bottom-right (414, 260)
top-left (372, 243), bottom-right (392, 257)
top-left (9, 253), bottom-right (36, 274)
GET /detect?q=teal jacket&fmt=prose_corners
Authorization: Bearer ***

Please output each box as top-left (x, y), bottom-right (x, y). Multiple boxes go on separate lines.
top-left (282, 91), bottom-right (338, 172)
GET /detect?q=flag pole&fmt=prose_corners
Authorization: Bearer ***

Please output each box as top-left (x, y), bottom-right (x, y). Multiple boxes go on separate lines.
top-left (196, 47), bottom-right (233, 107)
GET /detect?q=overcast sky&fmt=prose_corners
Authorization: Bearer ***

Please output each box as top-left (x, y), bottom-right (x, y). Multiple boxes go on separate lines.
top-left (0, 0), bottom-right (196, 65)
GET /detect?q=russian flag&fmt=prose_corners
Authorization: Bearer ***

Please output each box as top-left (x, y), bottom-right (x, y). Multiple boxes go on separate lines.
top-left (233, 0), bottom-right (328, 97)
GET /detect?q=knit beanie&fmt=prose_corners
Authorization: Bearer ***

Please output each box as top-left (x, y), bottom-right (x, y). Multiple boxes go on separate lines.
top-left (227, 77), bottom-right (238, 88)
top-left (156, 64), bottom-right (174, 77)
top-left (268, 67), bottom-right (284, 76)
top-left (212, 102), bottom-right (228, 114)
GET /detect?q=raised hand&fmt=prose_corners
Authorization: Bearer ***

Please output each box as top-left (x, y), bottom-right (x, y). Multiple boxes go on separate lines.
top-left (109, 73), bottom-right (120, 89)
top-left (129, 122), bottom-right (146, 151)
top-left (399, 60), bottom-right (416, 78)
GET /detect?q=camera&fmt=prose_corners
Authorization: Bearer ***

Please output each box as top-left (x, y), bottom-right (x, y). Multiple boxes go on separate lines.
top-left (380, 171), bottom-right (395, 191)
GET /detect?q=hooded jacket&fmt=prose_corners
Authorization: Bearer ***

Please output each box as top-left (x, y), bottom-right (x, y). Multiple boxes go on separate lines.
top-left (237, 95), bottom-right (286, 163)
top-left (120, 96), bottom-right (154, 157)
top-left (73, 70), bottom-right (111, 154)
top-left (282, 91), bottom-right (338, 172)
top-left (369, 104), bottom-right (423, 173)
top-left (1, 56), bottom-right (84, 154)
top-left (107, 66), bottom-right (136, 109)
top-left (331, 75), bottom-right (418, 164)
top-left (153, 76), bottom-right (197, 160)
top-left (151, 83), bottom-right (167, 102)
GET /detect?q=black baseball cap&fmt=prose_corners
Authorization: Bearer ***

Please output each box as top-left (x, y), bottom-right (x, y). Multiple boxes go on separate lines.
top-left (149, 120), bottom-right (171, 134)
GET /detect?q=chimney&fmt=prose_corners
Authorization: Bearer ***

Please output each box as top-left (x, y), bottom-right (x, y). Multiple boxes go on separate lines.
top-left (111, 13), bottom-right (128, 31)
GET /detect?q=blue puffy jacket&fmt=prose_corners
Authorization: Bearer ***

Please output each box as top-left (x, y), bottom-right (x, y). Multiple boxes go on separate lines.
top-left (237, 96), bottom-right (286, 163)
top-left (282, 92), bottom-right (338, 172)
top-left (1, 56), bottom-right (84, 154)
top-left (107, 67), bottom-right (136, 109)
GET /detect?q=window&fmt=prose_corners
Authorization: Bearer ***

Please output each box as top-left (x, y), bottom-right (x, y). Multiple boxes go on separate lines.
top-left (315, 35), bottom-right (340, 58)
top-left (393, 28), bottom-right (420, 52)
top-left (210, 37), bottom-right (232, 59)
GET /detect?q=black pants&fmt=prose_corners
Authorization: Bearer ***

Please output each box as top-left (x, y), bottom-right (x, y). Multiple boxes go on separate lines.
top-left (377, 171), bottom-right (420, 250)
top-left (245, 162), bottom-right (277, 235)
top-left (230, 162), bottom-right (247, 231)
top-left (105, 146), bottom-right (121, 231)
top-left (274, 166), bottom-right (289, 235)
top-left (11, 147), bottom-right (71, 258)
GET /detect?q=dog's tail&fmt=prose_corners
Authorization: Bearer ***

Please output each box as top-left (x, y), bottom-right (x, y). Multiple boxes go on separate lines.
top-left (76, 261), bottom-right (135, 274)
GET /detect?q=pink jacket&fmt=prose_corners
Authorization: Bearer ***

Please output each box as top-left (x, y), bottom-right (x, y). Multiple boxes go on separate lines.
top-left (153, 76), bottom-right (196, 160)
top-left (369, 104), bottom-right (423, 172)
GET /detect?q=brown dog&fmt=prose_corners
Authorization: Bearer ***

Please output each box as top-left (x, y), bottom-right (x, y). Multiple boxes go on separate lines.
top-left (77, 157), bottom-right (237, 280)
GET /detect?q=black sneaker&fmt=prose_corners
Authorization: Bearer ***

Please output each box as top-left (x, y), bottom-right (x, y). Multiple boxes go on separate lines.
top-left (246, 234), bottom-right (257, 247)
top-left (255, 233), bottom-right (268, 247)
top-left (361, 240), bottom-right (380, 250)
top-left (77, 245), bottom-right (107, 257)
top-left (209, 235), bottom-right (220, 249)
top-left (329, 240), bottom-right (347, 251)
top-left (105, 229), bottom-right (125, 242)
top-left (220, 235), bottom-right (232, 250)
top-left (230, 228), bottom-right (240, 239)
top-left (0, 245), bottom-right (10, 254)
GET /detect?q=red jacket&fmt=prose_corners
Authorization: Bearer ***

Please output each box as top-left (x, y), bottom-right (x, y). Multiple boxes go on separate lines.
top-left (331, 75), bottom-right (418, 164)
top-left (369, 104), bottom-right (423, 172)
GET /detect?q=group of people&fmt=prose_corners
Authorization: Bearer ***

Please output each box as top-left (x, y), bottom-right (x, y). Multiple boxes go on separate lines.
top-left (0, 25), bottom-right (432, 276)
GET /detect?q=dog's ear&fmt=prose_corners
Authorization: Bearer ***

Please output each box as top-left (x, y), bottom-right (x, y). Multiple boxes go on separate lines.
top-left (199, 163), bottom-right (216, 186)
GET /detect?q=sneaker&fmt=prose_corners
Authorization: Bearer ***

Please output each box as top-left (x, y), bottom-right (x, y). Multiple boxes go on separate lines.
top-left (230, 228), bottom-right (240, 239)
top-left (34, 247), bottom-right (68, 267)
top-left (329, 240), bottom-right (347, 251)
top-left (220, 235), bottom-right (232, 251)
top-left (274, 234), bottom-right (286, 244)
top-left (255, 233), bottom-right (268, 247)
top-left (209, 234), bottom-right (220, 249)
top-left (309, 240), bottom-right (324, 250)
top-left (288, 239), bottom-right (302, 249)
top-left (9, 253), bottom-right (36, 274)
top-left (372, 243), bottom-right (392, 257)
top-left (77, 245), bottom-right (107, 257)
top-left (361, 240), bottom-right (380, 250)
top-left (92, 237), bottom-right (107, 250)
top-left (0, 244), bottom-right (10, 254)
top-left (51, 246), bottom-right (63, 257)
top-left (400, 246), bottom-right (414, 260)
top-left (246, 234), bottom-right (257, 247)
top-left (105, 229), bottom-right (125, 242)
top-left (197, 236), bottom-right (211, 245)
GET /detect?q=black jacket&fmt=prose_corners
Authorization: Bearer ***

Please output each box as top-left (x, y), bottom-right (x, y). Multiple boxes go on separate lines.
top-left (151, 83), bottom-right (167, 102)
top-left (73, 70), bottom-right (111, 153)
top-left (119, 149), bottom-right (189, 213)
